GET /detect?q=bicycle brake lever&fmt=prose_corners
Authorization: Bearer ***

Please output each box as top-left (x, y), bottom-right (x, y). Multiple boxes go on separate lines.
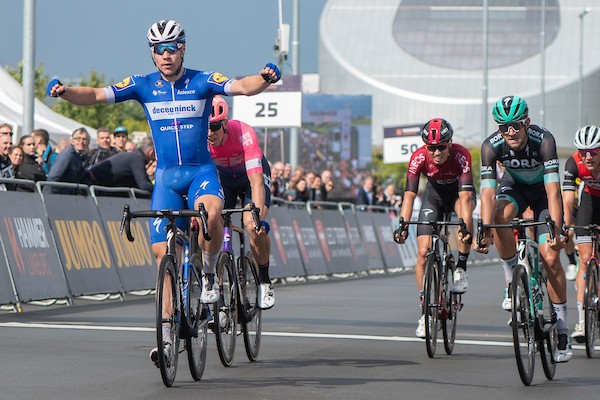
top-left (120, 204), bottom-right (135, 242)
top-left (198, 203), bottom-right (211, 241)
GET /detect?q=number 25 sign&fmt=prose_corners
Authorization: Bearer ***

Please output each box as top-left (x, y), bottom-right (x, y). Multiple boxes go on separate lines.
top-left (232, 91), bottom-right (302, 128)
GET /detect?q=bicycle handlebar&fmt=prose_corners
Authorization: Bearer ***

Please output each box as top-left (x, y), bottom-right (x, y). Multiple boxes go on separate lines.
top-left (394, 216), bottom-right (469, 244)
top-left (222, 203), bottom-right (261, 232)
top-left (476, 215), bottom-right (556, 247)
top-left (120, 203), bottom-right (211, 242)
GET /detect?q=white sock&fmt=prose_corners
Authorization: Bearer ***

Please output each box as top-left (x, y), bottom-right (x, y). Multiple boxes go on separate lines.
top-left (501, 254), bottom-right (518, 284)
top-left (202, 251), bottom-right (219, 275)
top-left (577, 301), bottom-right (584, 323)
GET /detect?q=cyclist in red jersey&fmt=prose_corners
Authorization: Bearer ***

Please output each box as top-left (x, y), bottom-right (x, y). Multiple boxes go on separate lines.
top-left (563, 125), bottom-right (600, 341)
top-left (394, 118), bottom-right (475, 338)
top-left (208, 96), bottom-right (274, 309)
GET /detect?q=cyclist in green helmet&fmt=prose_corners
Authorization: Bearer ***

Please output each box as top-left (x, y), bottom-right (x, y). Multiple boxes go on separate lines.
top-left (476, 95), bottom-right (572, 362)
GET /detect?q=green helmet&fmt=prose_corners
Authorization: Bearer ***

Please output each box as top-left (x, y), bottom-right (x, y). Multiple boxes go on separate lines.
top-left (492, 95), bottom-right (529, 123)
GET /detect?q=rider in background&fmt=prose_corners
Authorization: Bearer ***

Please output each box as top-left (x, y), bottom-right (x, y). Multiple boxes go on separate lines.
top-left (476, 95), bottom-right (571, 362)
top-left (394, 118), bottom-right (475, 339)
top-left (208, 96), bottom-right (275, 309)
top-left (563, 125), bottom-right (600, 342)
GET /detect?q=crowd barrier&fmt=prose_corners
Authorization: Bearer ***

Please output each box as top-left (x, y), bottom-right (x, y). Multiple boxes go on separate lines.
top-left (0, 178), bottom-right (494, 311)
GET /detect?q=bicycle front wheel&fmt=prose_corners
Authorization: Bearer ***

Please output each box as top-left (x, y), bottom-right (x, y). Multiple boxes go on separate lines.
top-left (186, 254), bottom-right (207, 380)
top-left (538, 272), bottom-right (556, 380)
top-left (584, 258), bottom-right (599, 358)
top-left (156, 255), bottom-right (179, 387)
top-left (241, 253), bottom-right (262, 361)
top-left (511, 264), bottom-right (535, 386)
top-left (214, 252), bottom-right (238, 367)
top-left (424, 253), bottom-right (440, 358)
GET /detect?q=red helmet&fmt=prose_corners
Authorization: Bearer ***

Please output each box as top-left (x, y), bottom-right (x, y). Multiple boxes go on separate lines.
top-left (210, 96), bottom-right (228, 122)
top-left (421, 118), bottom-right (454, 145)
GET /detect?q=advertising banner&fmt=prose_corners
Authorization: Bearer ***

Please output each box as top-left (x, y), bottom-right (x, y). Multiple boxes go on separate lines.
top-left (370, 212), bottom-right (403, 269)
top-left (286, 207), bottom-right (329, 275)
top-left (310, 208), bottom-right (361, 273)
top-left (43, 193), bottom-right (124, 296)
top-left (96, 196), bottom-right (157, 291)
top-left (0, 191), bottom-right (70, 302)
top-left (354, 211), bottom-right (385, 270)
top-left (0, 248), bottom-right (16, 305)
top-left (268, 207), bottom-right (306, 278)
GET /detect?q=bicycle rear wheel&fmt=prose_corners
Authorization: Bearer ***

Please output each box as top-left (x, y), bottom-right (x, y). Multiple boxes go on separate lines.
top-left (538, 273), bottom-right (556, 380)
top-left (186, 254), bottom-right (207, 380)
top-left (424, 253), bottom-right (440, 358)
top-left (584, 259), bottom-right (599, 358)
top-left (511, 264), bottom-right (535, 386)
top-left (241, 253), bottom-right (262, 361)
top-left (442, 261), bottom-right (458, 355)
top-left (214, 252), bottom-right (238, 367)
top-left (156, 255), bottom-right (179, 387)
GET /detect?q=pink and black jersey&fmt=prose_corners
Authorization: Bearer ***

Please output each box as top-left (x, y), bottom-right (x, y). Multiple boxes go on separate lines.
top-left (209, 120), bottom-right (263, 177)
top-left (405, 144), bottom-right (474, 193)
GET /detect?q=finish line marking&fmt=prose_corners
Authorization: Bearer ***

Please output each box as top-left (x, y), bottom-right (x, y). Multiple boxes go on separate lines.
top-left (0, 322), bottom-right (587, 350)
top-left (0, 322), bottom-right (514, 348)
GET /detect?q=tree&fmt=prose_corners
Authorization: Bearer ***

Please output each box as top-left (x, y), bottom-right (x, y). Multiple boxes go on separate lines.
top-left (54, 71), bottom-right (146, 130)
top-left (5, 62), bottom-right (50, 101)
top-left (5, 63), bottom-right (147, 131)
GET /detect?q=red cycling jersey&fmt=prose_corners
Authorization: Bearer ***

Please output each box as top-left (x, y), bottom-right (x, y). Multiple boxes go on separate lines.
top-left (209, 119), bottom-right (263, 177)
top-left (563, 152), bottom-right (600, 197)
top-left (405, 143), bottom-right (474, 193)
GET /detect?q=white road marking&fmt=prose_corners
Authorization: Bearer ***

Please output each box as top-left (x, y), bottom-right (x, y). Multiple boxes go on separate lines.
top-left (1, 321), bottom-right (586, 350)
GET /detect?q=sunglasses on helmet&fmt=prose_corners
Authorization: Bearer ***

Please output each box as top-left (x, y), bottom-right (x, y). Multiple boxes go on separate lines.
top-left (153, 42), bottom-right (183, 55)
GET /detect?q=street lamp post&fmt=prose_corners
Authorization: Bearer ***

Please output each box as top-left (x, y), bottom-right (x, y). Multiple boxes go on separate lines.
top-left (579, 7), bottom-right (591, 128)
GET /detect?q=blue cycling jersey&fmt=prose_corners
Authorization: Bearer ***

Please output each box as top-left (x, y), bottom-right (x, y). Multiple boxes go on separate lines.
top-left (104, 68), bottom-right (233, 244)
top-left (104, 69), bottom-right (233, 169)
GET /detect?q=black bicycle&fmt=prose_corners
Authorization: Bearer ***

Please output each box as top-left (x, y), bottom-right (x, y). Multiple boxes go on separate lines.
top-left (566, 224), bottom-right (600, 357)
top-left (395, 209), bottom-right (467, 358)
top-left (213, 204), bottom-right (262, 366)
top-left (120, 204), bottom-right (211, 387)
top-left (477, 217), bottom-right (558, 386)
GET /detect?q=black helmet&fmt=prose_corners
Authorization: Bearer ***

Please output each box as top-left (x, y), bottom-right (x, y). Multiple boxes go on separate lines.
top-left (421, 118), bottom-right (453, 144)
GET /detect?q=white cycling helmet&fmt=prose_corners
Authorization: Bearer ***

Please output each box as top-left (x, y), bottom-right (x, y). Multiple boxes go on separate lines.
top-left (147, 20), bottom-right (186, 46)
top-left (574, 125), bottom-right (600, 150)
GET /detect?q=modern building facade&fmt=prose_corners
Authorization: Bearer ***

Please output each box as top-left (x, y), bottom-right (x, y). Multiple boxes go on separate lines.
top-left (319, 0), bottom-right (600, 150)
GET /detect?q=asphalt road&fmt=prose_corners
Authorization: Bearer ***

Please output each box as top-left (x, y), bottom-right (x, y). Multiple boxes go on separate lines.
top-left (1, 262), bottom-right (599, 400)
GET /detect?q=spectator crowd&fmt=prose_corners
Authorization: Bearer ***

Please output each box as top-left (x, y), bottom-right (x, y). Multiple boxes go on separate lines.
top-left (0, 123), bottom-right (155, 194)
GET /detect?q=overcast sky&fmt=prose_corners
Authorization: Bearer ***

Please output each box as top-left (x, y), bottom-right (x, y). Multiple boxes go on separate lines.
top-left (0, 0), bottom-right (326, 83)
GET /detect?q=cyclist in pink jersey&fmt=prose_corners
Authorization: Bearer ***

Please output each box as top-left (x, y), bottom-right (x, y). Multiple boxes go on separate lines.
top-left (208, 96), bottom-right (274, 309)
top-left (394, 118), bottom-right (475, 338)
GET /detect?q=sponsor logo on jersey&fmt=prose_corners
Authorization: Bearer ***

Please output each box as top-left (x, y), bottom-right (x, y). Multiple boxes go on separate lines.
top-left (152, 90), bottom-right (168, 96)
top-left (114, 77), bottom-right (135, 91)
top-left (159, 123), bottom-right (194, 132)
top-left (208, 72), bottom-right (229, 85)
top-left (502, 158), bottom-right (541, 169)
top-left (177, 89), bottom-right (196, 95)
top-left (543, 158), bottom-right (559, 167)
top-left (408, 152), bottom-right (425, 175)
top-left (147, 100), bottom-right (204, 121)
top-left (155, 80), bottom-right (164, 88)
top-left (489, 133), bottom-right (504, 144)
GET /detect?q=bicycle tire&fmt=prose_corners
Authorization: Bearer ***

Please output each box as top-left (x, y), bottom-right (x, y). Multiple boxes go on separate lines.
top-left (214, 252), bottom-right (238, 367)
top-left (584, 258), bottom-right (599, 358)
top-left (511, 264), bottom-right (535, 386)
top-left (186, 254), bottom-right (207, 380)
top-left (424, 253), bottom-right (440, 358)
top-left (442, 260), bottom-right (458, 355)
top-left (156, 255), bottom-right (179, 387)
top-left (241, 253), bottom-right (262, 361)
top-left (538, 272), bottom-right (556, 380)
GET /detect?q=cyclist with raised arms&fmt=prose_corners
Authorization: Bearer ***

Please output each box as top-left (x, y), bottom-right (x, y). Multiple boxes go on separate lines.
top-left (208, 96), bottom-right (274, 309)
top-left (563, 125), bottom-right (600, 342)
top-left (476, 95), bottom-right (571, 362)
top-left (47, 19), bottom-right (280, 363)
top-left (394, 118), bottom-right (475, 338)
